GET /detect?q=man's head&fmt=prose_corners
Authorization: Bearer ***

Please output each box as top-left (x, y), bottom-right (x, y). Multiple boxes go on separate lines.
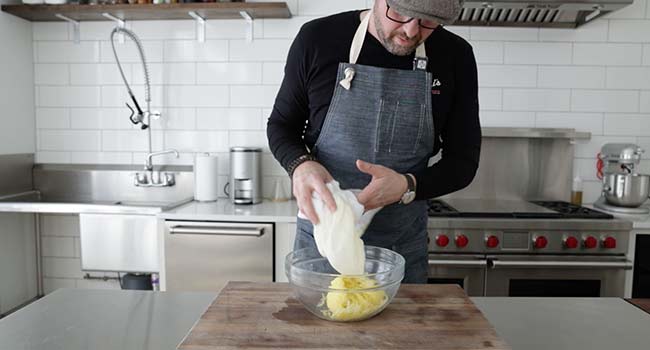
top-left (372, 0), bottom-right (463, 56)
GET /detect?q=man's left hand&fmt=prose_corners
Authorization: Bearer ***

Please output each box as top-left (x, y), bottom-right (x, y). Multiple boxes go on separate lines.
top-left (356, 159), bottom-right (408, 210)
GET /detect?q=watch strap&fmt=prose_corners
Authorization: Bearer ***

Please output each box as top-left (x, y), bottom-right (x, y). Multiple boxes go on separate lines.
top-left (404, 173), bottom-right (416, 192)
top-left (287, 154), bottom-right (317, 178)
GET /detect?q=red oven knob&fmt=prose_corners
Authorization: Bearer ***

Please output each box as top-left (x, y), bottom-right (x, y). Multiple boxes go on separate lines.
top-left (584, 236), bottom-right (598, 249)
top-left (486, 235), bottom-right (499, 248)
top-left (436, 235), bottom-right (450, 247)
top-left (564, 236), bottom-right (579, 249)
top-left (602, 236), bottom-right (617, 249)
top-left (533, 236), bottom-right (548, 249)
top-left (455, 235), bottom-right (469, 248)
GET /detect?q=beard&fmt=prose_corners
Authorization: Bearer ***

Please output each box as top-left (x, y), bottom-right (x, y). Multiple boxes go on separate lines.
top-left (374, 14), bottom-right (422, 56)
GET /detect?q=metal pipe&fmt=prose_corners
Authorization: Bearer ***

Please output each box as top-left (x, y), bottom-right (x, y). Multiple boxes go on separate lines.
top-left (34, 213), bottom-right (43, 297)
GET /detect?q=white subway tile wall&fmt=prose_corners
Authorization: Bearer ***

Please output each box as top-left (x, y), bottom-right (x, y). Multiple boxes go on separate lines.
top-left (32, 0), bottom-right (650, 205)
top-left (40, 214), bottom-right (123, 293)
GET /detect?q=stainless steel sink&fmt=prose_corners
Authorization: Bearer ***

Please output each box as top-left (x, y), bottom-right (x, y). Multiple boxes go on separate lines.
top-left (0, 191), bottom-right (193, 215)
top-left (113, 199), bottom-right (193, 211)
top-left (0, 164), bottom-right (194, 215)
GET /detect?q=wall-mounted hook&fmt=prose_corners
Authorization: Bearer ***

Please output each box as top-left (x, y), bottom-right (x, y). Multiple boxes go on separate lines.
top-left (102, 13), bottom-right (126, 44)
top-left (239, 11), bottom-right (253, 43)
top-left (188, 11), bottom-right (206, 43)
top-left (55, 14), bottom-right (80, 44)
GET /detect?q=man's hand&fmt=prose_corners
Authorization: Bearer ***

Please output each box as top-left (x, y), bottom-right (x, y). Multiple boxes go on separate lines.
top-left (292, 160), bottom-right (337, 224)
top-left (356, 160), bottom-right (409, 210)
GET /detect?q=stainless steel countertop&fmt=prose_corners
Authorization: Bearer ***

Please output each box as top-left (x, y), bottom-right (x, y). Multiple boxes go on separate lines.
top-left (0, 191), bottom-right (193, 215)
top-left (472, 297), bottom-right (650, 350)
top-left (159, 199), bottom-right (634, 231)
top-left (1, 190), bottom-right (640, 230)
top-left (2, 289), bottom-right (650, 350)
top-left (159, 199), bottom-right (300, 222)
top-left (0, 289), bottom-right (216, 350)
top-left (585, 203), bottom-right (650, 229)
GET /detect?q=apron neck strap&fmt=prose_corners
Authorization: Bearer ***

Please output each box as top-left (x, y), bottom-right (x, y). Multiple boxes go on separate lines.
top-left (350, 9), bottom-right (427, 65)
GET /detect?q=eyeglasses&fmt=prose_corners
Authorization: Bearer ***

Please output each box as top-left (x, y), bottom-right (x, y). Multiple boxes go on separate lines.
top-left (385, 2), bottom-right (439, 30)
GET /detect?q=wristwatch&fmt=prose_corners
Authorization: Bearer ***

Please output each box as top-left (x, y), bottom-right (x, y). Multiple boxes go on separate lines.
top-left (400, 174), bottom-right (416, 205)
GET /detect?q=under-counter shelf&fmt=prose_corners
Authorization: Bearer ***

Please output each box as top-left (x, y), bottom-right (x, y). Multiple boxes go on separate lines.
top-left (0, 2), bottom-right (291, 22)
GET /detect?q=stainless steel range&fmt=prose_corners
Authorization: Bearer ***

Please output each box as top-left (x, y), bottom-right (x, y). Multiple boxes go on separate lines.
top-left (426, 198), bottom-right (633, 297)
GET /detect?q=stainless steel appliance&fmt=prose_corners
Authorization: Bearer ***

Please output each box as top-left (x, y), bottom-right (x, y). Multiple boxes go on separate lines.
top-left (427, 199), bottom-right (633, 297)
top-left (423, 128), bottom-right (634, 297)
top-left (595, 143), bottom-right (649, 214)
top-left (228, 147), bottom-right (262, 205)
top-left (164, 220), bottom-right (273, 292)
top-left (457, 0), bottom-right (633, 28)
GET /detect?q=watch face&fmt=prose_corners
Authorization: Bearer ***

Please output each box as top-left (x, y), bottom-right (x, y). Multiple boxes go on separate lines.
top-left (402, 191), bottom-right (415, 204)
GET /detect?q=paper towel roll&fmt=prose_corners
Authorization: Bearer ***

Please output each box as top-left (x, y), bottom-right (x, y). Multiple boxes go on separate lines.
top-left (194, 153), bottom-right (219, 202)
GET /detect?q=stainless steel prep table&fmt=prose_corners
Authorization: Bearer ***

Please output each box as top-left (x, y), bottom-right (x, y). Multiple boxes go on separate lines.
top-left (2, 289), bottom-right (650, 350)
top-left (0, 289), bottom-right (216, 350)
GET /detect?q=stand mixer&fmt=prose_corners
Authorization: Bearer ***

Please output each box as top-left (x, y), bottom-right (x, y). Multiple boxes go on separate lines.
top-left (594, 143), bottom-right (650, 214)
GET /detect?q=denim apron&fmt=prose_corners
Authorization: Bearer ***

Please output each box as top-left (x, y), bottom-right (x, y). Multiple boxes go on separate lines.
top-left (294, 10), bottom-right (434, 283)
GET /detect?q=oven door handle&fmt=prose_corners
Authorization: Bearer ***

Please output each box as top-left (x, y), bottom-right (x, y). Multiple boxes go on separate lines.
top-left (490, 260), bottom-right (633, 270)
top-left (428, 259), bottom-right (488, 268)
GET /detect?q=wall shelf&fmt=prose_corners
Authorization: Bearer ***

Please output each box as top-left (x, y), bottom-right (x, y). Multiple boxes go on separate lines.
top-left (0, 2), bottom-right (292, 22)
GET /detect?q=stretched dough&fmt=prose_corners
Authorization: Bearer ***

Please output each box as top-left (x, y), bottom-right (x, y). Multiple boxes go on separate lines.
top-left (309, 181), bottom-right (380, 275)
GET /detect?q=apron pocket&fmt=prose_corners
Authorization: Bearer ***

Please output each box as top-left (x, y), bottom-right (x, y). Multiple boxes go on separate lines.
top-left (374, 99), bottom-right (426, 155)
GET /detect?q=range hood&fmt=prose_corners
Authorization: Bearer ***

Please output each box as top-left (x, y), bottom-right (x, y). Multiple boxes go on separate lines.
top-left (455, 0), bottom-right (633, 28)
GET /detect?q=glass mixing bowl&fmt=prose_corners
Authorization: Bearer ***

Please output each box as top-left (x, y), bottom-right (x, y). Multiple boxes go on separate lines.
top-left (285, 246), bottom-right (405, 322)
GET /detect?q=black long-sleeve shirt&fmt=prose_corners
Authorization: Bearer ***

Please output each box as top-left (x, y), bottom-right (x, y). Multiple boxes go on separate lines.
top-left (267, 10), bottom-right (481, 199)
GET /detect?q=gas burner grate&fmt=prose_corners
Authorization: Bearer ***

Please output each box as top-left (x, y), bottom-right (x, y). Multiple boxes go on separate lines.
top-left (530, 201), bottom-right (614, 219)
top-left (427, 199), bottom-right (459, 217)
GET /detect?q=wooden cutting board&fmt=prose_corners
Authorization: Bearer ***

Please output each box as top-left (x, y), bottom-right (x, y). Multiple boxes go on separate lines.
top-left (178, 282), bottom-right (510, 350)
top-left (627, 299), bottom-right (650, 314)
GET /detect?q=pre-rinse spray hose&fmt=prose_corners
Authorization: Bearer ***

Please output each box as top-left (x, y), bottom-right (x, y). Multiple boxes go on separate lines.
top-left (110, 26), bottom-right (153, 155)
top-left (110, 26), bottom-right (152, 115)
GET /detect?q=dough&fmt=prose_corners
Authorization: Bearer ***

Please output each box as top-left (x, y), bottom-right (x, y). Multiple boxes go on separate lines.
top-left (312, 183), bottom-right (365, 275)
top-left (321, 276), bottom-right (388, 321)
top-left (309, 181), bottom-right (381, 275)
top-left (297, 181), bottom-right (381, 275)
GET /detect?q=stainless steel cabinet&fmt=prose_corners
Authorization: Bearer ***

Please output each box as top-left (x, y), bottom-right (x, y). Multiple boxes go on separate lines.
top-left (79, 214), bottom-right (159, 273)
top-left (0, 213), bottom-right (37, 316)
top-left (164, 220), bottom-right (273, 292)
top-left (274, 222), bottom-right (296, 283)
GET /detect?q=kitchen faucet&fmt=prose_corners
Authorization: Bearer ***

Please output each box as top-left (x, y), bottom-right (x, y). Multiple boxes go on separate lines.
top-left (132, 151), bottom-right (179, 187)
top-left (145, 150), bottom-right (179, 171)
top-left (111, 27), bottom-right (178, 187)
top-left (134, 149), bottom-right (180, 187)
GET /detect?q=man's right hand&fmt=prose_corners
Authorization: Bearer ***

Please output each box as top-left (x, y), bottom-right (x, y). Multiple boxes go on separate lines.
top-left (292, 160), bottom-right (337, 225)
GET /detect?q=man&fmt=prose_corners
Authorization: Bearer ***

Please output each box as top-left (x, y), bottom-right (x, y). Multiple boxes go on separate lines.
top-left (267, 0), bottom-right (480, 283)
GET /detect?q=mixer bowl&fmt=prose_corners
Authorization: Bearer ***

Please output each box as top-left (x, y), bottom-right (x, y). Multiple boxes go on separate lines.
top-left (285, 246), bottom-right (405, 322)
top-left (603, 173), bottom-right (650, 207)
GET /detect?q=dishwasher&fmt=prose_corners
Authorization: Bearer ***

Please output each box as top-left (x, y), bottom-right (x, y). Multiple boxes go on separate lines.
top-left (164, 220), bottom-right (273, 292)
